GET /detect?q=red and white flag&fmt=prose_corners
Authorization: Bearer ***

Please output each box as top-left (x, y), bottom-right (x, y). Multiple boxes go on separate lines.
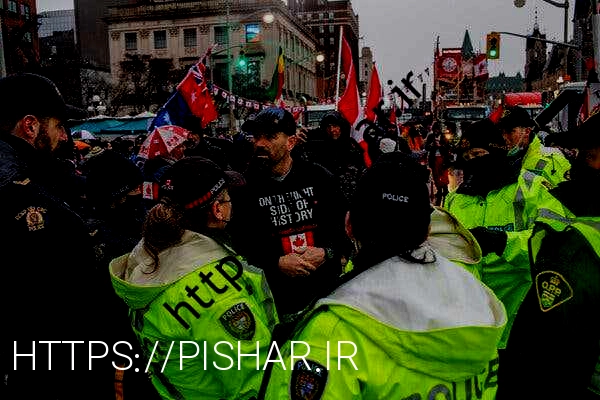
top-left (474, 53), bottom-right (489, 81)
top-left (142, 181), bottom-right (159, 200)
top-left (364, 63), bottom-right (382, 122)
top-left (337, 28), bottom-right (361, 126)
top-left (281, 231), bottom-right (314, 254)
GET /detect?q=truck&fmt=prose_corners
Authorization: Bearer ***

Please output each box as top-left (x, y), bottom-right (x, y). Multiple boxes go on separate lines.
top-left (438, 103), bottom-right (490, 138)
top-left (534, 81), bottom-right (598, 134)
top-left (302, 104), bottom-right (336, 129)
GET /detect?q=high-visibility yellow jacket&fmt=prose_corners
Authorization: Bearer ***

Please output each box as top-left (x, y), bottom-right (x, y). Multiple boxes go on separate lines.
top-left (264, 250), bottom-right (506, 400)
top-left (444, 170), bottom-right (555, 348)
top-left (522, 135), bottom-right (570, 187)
top-left (110, 231), bottom-right (278, 400)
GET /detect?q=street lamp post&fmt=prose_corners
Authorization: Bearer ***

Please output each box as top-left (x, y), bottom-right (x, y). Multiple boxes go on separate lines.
top-left (226, 1), bottom-right (234, 134)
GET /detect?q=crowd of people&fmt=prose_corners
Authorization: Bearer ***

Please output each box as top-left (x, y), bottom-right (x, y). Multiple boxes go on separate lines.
top-left (1, 72), bottom-right (599, 400)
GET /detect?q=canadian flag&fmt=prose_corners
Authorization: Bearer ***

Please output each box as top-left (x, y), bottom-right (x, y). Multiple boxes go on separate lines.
top-left (142, 181), bottom-right (159, 200)
top-left (474, 53), bottom-right (489, 81)
top-left (281, 231), bottom-right (315, 255)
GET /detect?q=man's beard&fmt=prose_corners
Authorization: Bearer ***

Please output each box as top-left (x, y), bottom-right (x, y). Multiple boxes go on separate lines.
top-left (34, 123), bottom-right (54, 155)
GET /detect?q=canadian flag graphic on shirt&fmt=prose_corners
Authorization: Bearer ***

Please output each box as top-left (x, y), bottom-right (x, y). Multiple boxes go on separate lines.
top-left (142, 181), bottom-right (159, 200)
top-left (281, 231), bottom-right (315, 254)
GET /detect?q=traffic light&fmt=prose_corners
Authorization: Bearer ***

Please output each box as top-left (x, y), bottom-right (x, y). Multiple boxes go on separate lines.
top-left (486, 32), bottom-right (500, 60)
top-left (237, 51), bottom-right (247, 68)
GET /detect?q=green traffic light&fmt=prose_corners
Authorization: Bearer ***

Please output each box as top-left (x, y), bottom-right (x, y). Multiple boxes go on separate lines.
top-left (238, 59), bottom-right (246, 67)
top-left (489, 49), bottom-right (497, 57)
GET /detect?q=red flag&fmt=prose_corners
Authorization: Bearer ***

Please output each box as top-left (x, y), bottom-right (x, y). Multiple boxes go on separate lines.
top-left (489, 105), bottom-right (504, 123)
top-left (177, 62), bottom-right (218, 128)
top-left (436, 49), bottom-right (462, 82)
top-left (389, 102), bottom-right (397, 126)
top-left (337, 32), bottom-right (361, 126)
top-left (365, 63), bottom-right (382, 122)
top-left (578, 85), bottom-right (590, 125)
top-left (474, 53), bottom-right (489, 81)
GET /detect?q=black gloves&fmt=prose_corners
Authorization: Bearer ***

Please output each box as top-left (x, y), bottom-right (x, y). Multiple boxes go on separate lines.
top-left (469, 227), bottom-right (508, 256)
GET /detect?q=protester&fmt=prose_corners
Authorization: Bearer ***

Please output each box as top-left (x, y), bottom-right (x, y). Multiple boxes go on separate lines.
top-left (0, 73), bottom-right (114, 399)
top-left (263, 151), bottom-right (506, 399)
top-left (295, 110), bottom-right (367, 204)
top-left (182, 116), bottom-right (230, 169)
top-left (444, 117), bottom-right (554, 351)
top-left (424, 120), bottom-right (454, 205)
top-left (231, 107), bottom-right (348, 320)
top-left (110, 156), bottom-right (278, 399)
top-left (81, 149), bottom-right (145, 269)
top-left (496, 105), bottom-right (571, 187)
top-left (497, 111), bottom-right (600, 399)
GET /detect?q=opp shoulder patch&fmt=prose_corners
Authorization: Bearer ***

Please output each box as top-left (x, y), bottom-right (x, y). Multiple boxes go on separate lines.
top-left (219, 302), bottom-right (256, 340)
top-left (535, 270), bottom-right (573, 312)
top-left (290, 359), bottom-right (328, 400)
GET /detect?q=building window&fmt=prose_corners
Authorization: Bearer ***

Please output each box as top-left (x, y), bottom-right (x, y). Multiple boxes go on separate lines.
top-left (329, 37), bottom-right (334, 45)
top-left (318, 13), bottom-right (324, 20)
top-left (23, 4), bottom-right (30, 19)
top-left (329, 25), bottom-right (334, 34)
top-left (328, 12), bottom-right (334, 19)
top-left (125, 32), bottom-right (137, 51)
top-left (306, 14), bottom-right (311, 20)
top-left (245, 23), bottom-right (261, 43)
top-left (24, 32), bottom-right (32, 42)
top-left (8, 0), bottom-right (17, 13)
top-left (319, 38), bottom-right (324, 46)
top-left (319, 26), bottom-right (324, 34)
top-left (154, 30), bottom-right (167, 49)
top-left (183, 28), bottom-right (197, 47)
top-left (215, 26), bottom-right (228, 46)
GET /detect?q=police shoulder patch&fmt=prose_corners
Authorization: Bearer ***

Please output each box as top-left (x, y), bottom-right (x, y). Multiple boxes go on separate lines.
top-left (15, 206), bottom-right (47, 231)
top-left (535, 270), bottom-right (573, 312)
top-left (219, 302), bottom-right (256, 340)
top-left (290, 359), bottom-right (328, 400)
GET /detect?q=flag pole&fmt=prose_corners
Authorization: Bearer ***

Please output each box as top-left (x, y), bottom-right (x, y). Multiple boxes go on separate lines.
top-left (335, 26), bottom-right (344, 111)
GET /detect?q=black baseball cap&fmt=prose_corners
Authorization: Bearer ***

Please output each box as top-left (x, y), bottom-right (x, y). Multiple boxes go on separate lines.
top-left (574, 110), bottom-right (600, 150)
top-left (497, 106), bottom-right (537, 131)
top-left (242, 107), bottom-right (297, 137)
top-left (350, 152), bottom-right (432, 250)
top-left (0, 73), bottom-right (86, 123)
top-left (159, 156), bottom-right (229, 210)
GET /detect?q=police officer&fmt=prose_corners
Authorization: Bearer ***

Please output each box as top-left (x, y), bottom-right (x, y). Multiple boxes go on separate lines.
top-left (263, 152), bottom-right (506, 399)
top-left (496, 105), bottom-right (571, 187)
top-left (110, 157), bottom-right (278, 400)
top-left (0, 73), bottom-right (114, 399)
top-left (444, 118), bottom-right (555, 351)
top-left (498, 111), bottom-right (600, 399)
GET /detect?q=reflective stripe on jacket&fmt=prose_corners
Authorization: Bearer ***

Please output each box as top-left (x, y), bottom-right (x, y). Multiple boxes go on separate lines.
top-left (445, 170), bottom-right (556, 348)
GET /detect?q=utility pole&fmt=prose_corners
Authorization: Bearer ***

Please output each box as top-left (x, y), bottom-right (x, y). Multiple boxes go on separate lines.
top-left (0, 16), bottom-right (6, 78)
top-left (592, 0), bottom-right (600, 78)
top-left (226, 0), bottom-right (235, 134)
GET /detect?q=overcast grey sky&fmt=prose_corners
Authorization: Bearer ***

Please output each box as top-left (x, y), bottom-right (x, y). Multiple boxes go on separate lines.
top-left (37, 0), bottom-right (572, 89)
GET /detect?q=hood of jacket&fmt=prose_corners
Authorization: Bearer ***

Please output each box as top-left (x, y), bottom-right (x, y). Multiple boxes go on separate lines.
top-left (428, 206), bottom-right (482, 266)
top-left (317, 255), bottom-right (506, 382)
top-left (109, 230), bottom-right (230, 310)
top-left (319, 111), bottom-right (351, 139)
